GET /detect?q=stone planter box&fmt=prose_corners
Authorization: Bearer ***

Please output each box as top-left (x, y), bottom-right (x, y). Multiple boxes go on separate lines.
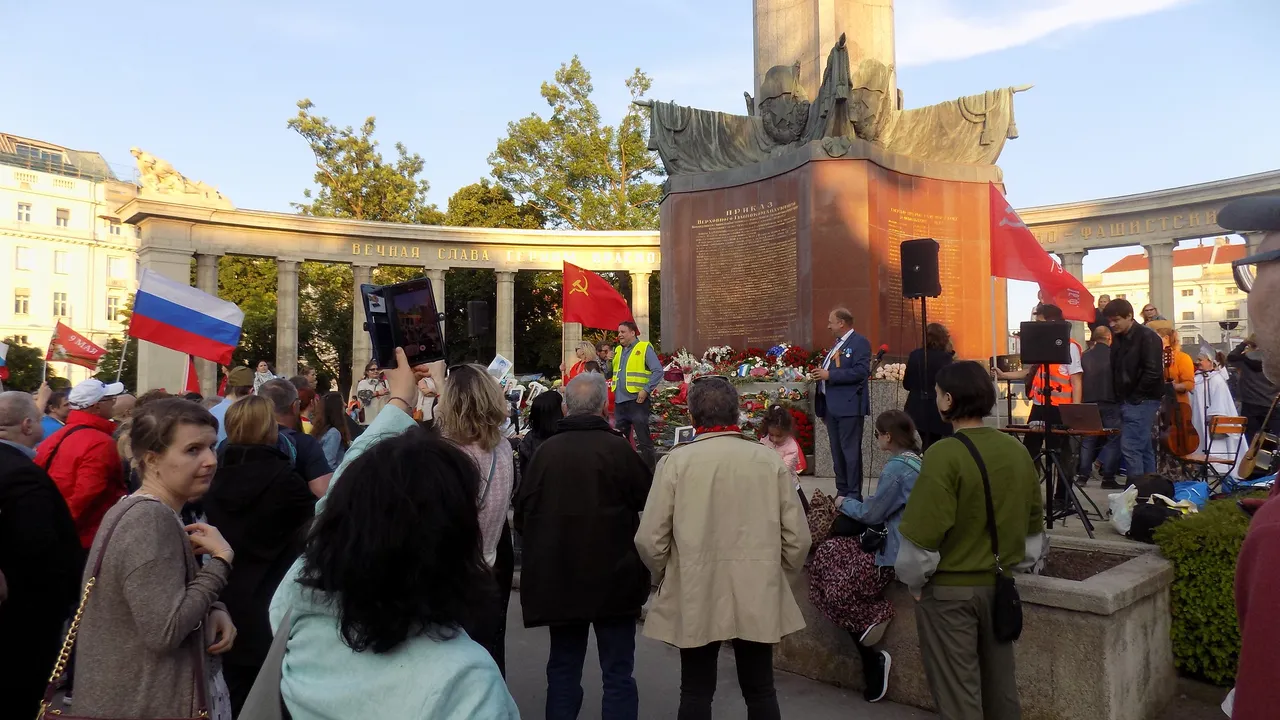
top-left (774, 537), bottom-right (1175, 720)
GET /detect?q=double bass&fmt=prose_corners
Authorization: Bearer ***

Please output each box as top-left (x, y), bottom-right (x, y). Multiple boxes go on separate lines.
top-left (1159, 345), bottom-right (1200, 457)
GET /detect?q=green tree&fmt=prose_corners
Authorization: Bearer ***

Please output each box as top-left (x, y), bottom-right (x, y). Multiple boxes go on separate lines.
top-left (288, 99), bottom-right (445, 224)
top-left (490, 58), bottom-right (663, 231)
top-left (3, 337), bottom-right (57, 391)
top-left (94, 337), bottom-right (138, 391)
top-left (444, 180), bottom-right (545, 229)
top-left (216, 257), bottom-right (278, 369)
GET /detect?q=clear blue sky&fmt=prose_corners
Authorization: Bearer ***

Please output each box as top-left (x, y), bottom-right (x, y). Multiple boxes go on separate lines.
top-left (5, 0), bottom-right (1277, 332)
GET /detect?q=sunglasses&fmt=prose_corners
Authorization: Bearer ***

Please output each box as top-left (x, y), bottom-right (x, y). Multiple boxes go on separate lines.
top-left (1232, 248), bottom-right (1280, 293)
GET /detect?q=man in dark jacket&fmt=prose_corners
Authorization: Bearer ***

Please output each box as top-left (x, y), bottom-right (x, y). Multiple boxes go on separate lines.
top-left (0, 391), bottom-right (83, 719)
top-left (1228, 336), bottom-right (1280, 445)
top-left (1104, 298), bottom-right (1165, 477)
top-left (1079, 326), bottom-right (1123, 488)
top-left (513, 372), bottom-right (651, 720)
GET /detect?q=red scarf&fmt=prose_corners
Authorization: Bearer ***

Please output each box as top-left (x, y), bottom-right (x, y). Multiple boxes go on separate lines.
top-left (695, 425), bottom-right (741, 436)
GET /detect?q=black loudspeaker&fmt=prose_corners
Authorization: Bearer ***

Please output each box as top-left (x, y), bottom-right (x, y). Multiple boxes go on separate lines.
top-left (466, 300), bottom-right (490, 338)
top-left (1019, 321), bottom-right (1072, 365)
top-left (901, 238), bottom-right (941, 299)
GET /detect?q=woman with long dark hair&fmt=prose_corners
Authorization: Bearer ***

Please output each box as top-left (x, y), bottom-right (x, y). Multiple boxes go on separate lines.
top-left (203, 396), bottom-right (316, 715)
top-left (310, 391), bottom-right (353, 469)
top-left (903, 322), bottom-right (955, 449)
top-left (518, 390), bottom-right (563, 478)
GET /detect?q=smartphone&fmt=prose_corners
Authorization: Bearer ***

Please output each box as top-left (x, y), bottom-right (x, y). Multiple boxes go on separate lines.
top-left (361, 277), bottom-right (445, 369)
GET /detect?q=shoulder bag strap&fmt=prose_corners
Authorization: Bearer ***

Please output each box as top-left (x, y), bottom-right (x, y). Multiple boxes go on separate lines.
top-left (952, 433), bottom-right (1005, 575)
top-left (479, 449), bottom-right (498, 506)
top-left (41, 424), bottom-right (91, 471)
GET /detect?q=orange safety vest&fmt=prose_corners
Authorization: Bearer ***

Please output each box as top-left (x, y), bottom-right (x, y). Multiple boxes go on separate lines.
top-left (1028, 338), bottom-right (1082, 405)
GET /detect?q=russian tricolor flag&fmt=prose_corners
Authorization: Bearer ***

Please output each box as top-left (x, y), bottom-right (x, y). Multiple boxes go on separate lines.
top-left (131, 269), bottom-right (244, 365)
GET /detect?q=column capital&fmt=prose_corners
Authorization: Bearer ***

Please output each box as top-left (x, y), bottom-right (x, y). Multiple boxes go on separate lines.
top-left (495, 270), bottom-right (516, 282)
top-left (194, 249), bottom-right (225, 259)
top-left (277, 256), bottom-right (305, 266)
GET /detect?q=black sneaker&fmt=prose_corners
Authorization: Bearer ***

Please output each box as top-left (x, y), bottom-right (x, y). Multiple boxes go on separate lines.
top-left (1100, 479), bottom-right (1124, 490)
top-left (1074, 476), bottom-right (1090, 487)
top-left (863, 650), bottom-right (891, 703)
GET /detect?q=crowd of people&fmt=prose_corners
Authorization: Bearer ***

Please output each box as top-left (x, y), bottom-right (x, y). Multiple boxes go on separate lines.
top-left (1, 196), bottom-right (1279, 719)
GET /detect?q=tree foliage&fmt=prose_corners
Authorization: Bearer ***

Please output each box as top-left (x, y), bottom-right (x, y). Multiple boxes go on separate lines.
top-left (288, 99), bottom-right (445, 224)
top-left (444, 180), bottom-right (544, 229)
top-left (94, 337), bottom-right (137, 392)
top-left (490, 58), bottom-right (663, 231)
top-left (2, 337), bottom-right (57, 392)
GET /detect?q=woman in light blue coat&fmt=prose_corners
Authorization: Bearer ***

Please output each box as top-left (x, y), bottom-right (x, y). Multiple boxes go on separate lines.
top-left (269, 351), bottom-right (519, 719)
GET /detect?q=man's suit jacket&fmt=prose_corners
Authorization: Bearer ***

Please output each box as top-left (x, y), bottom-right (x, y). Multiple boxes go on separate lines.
top-left (818, 331), bottom-right (872, 418)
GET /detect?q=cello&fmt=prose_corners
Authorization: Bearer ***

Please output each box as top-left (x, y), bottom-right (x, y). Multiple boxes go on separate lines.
top-left (1159, 345), bottom-right (1200, 457)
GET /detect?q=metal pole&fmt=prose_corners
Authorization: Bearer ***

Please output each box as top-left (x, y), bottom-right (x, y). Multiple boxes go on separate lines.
top-left (116, 335), bottom-right (130, 384)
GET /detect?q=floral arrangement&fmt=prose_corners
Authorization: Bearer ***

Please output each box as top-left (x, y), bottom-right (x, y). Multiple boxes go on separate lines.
top-left (703, 345), bottom-right (735, 364)
top-left (874, 362), bottom-right (906, 382)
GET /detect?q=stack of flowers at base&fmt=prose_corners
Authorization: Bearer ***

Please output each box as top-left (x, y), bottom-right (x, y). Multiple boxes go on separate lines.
top-left (650, 383), bottom-right (815, 457)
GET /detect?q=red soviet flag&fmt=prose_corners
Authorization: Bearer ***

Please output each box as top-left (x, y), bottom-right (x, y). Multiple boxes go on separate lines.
top-left (989, 183), bottom-right (1094, 322)
top-left (562, 262), bottom-right (634, 330)
top-left (46, 322), bottom-right (108, 370)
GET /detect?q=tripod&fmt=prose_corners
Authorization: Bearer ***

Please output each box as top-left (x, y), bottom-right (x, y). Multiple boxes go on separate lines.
top-left (1029, 364), bottom-right (1099, 538)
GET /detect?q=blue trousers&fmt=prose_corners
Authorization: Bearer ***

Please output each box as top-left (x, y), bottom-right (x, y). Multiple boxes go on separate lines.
top-left (546, 619), bottom-right (639, 720)
top-left (825, 414), bottom-right (865, 499)
top-left (1120, 400), bottom-right (1161, 477)
top-left (1078, 401), bottom-right (1122, 481)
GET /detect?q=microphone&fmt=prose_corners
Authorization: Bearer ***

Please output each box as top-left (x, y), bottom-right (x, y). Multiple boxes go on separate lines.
top-left (873, 344), bottom-right (889, 367)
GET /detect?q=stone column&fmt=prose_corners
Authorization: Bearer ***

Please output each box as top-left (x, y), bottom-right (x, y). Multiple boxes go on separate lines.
top-left (1146, 241), bottom-right (1176, 323)
top-left (631, 271), bottom-right (652, 341)
top-left (425, 268), bottom-right (446, 345)
top-left (495, 271), bottom-right (516, 364)
top-left (562, 322), bottom-right (583, 377)
top-left (194, 253), bottom-right (221, 397)
top-left (275, 259), bottom-right (300, 379)
top-left (1058, 251), bottom-right (1087, 344)
top-left (351, 263), bottom-right (375, 393)
top-left (136, 247), bottom-right (194, 394)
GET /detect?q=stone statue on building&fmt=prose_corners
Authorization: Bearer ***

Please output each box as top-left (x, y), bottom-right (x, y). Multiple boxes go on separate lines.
top-left (642, 33), bottom-right (1030, 176)
top-left (130, 147), bottom-right (231, 205)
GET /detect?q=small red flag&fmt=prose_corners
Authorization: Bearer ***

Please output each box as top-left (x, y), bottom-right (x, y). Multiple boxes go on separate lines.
top-left (562, 262), bottom-right (634, 330)
top-left (184, 356), bottom-right (200, 394)
top-left (46, 322), bottom-right (108, 370)
top-left (989, 183), bottom-right (1094, 322)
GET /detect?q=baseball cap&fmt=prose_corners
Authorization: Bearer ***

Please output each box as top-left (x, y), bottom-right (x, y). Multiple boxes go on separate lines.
top-left (68, 378), bottom-right (126, 409)
top-left (227, 366), bottom-right (255, 388)
top-left (1218, 195), bottom-right (1280, 232)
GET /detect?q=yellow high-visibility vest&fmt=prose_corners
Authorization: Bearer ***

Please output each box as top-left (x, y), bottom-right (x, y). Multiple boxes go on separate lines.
top-left (612, 341), bottom-right (653, 394)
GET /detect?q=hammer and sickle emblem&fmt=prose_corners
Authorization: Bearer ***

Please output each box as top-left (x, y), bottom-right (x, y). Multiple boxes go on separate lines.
top-left (570, 276), bottom-right (590, 296)
top-left (998, 204), bottom-right (1027, 229)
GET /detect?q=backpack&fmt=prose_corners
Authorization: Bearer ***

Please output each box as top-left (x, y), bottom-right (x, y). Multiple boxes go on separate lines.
top-left (1128, 499), bottom-right (1180, 543)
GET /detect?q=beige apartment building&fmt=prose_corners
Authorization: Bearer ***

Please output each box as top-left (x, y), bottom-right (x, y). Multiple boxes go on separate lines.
top-left (0, 133), bottom-right (138, 384)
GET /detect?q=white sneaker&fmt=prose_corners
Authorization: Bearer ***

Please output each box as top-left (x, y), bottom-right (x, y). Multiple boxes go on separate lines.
top-left (859, 620), bottom-right (890, 647)
top-left (865, 651), bottom-right (891, 703)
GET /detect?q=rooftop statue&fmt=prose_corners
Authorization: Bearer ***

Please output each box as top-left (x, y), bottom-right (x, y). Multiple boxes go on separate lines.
top-left (131, 147), bottom-right (230, 204)
top-left (641, 34), bottom-right (1030, 176)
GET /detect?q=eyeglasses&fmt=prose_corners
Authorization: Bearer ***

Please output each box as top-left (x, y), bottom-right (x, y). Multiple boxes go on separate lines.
top-left (1232, 248), bottom-right (1280, 293)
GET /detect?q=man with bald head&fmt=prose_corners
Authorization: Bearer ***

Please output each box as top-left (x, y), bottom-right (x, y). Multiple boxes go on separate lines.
top-left (0, 392), bottom-right (83, 718)
top-left (514, 373), bottom-right (652, 719)
top-left (1219, 197), bottom-right (1280, 720)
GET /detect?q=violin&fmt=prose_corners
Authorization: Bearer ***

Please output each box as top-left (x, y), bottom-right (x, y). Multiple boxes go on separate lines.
top-left (1159, 346), bottom-right (1200, 457)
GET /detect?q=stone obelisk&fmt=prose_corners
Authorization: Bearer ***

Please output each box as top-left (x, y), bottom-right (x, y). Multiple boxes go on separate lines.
top-left (753, 0), bottom-right (897, 105)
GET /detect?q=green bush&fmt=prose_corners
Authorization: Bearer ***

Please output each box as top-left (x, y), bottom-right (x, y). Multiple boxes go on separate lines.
top-left (1153, 496), bottom-right (1255, 686)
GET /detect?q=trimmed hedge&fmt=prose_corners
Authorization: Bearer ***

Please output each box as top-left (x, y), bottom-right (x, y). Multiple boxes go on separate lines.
top-left (1153, 496), bottom-right (1254, 686)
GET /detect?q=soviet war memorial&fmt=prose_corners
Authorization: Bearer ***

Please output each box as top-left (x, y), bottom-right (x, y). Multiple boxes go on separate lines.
top-left (3, 1), bottom-right (1280, 719)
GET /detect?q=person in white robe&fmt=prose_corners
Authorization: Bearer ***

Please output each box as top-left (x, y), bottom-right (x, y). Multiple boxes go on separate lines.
top-left (1192, 350), bottom-right (1243, 473)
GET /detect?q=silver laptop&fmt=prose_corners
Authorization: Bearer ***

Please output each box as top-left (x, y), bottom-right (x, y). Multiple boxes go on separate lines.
top-left (1058, 403), bottom-right (1104, 432)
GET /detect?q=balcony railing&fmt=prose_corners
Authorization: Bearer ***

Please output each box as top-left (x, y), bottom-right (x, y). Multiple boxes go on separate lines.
top-left (1, 152), bottom-right (117, 182)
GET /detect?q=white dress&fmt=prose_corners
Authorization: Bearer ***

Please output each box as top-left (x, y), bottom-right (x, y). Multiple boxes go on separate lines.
top-left (1191, 368), bottom-right (1242, 472)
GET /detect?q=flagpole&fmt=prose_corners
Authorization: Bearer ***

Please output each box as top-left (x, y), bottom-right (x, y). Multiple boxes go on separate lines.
top-left (116, 335), bottom-right (129, 384)
top-left (991, 277), bottom-right (1003, 427)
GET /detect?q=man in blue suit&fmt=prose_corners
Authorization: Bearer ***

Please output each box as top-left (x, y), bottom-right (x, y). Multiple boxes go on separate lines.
top-left (814, 308), bottom-right (872, 499)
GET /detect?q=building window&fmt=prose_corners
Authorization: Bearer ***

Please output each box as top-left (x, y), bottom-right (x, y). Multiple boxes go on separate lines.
top-left (14, 246), bottom-right (33, 271)
top-left (1227, 308), bottom-right (1241, 320)
top-left (53, 251), bottom-right (69, 274)
top-left (108, 221), bottom-right (122, 236)
top-left (1181, 311), bottom-right (1195, 321)
top-left (13, 291), bottom-right (29, 315)
top-left (1226, 286), bottom-right (1239, 295)
top-left (1117, 294), bottom-right (1126, 300)
top-left (14, 335), bottom-right (28, 345)
top-left (107, 256), bottom-right (127, 279)
top-left (15, 143), bottom-right (63, 165)
top-left (16, 202), bottom-right (31, 222)
top-left (133, 225), bottom-right (141, 239)
top-left (1180, 289), bottom-right (1194, 297)
top-left (107, 295), bottom-right (122, 322)
top-left (52, 292), bottom-right (68, 317)
top-left (55, 208), bottom-right (70, 227)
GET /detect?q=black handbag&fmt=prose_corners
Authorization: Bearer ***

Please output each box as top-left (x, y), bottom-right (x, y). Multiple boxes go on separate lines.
top-left (954, 433), bottom-right (1024, 644)
top-left (830, 514), bottom-right (888, 554)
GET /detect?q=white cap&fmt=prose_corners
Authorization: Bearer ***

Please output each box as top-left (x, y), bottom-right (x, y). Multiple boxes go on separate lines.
top-left (68, 379), bottom-right (126, 410)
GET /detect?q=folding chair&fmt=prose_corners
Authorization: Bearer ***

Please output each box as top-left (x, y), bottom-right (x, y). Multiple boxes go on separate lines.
top-left (1179, 415), bottom-right (1247, 491)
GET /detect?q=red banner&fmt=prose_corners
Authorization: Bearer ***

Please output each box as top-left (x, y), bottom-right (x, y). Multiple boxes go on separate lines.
top-left (46, 322), bottom-right (108, 370)
top-left (562, 262), bottom-right (634, 330)
top-left (989, 183), bottom-right (1094, 322)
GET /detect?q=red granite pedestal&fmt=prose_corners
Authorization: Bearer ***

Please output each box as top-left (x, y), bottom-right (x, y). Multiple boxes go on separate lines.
top-left (660, 142), bottom-right (1009, 361)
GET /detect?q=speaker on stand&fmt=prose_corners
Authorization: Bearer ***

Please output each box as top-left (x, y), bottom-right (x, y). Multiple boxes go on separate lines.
top-left (901, 238), bottom-right (942, 410)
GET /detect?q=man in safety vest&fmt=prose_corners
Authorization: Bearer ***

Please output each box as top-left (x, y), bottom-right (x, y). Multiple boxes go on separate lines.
top-left (995, 303), bottom-right (1083, 461)
top-left (611, 321), bottom-right (663, 469)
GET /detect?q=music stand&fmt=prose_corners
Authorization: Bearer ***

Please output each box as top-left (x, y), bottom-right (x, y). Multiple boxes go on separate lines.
top-left (1020, 321), bottom-right (1096, 534)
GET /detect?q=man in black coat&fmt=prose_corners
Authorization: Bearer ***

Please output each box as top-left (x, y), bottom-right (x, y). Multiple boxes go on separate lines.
top-left (0, 391), bottom-right (83, 719)
top-left (513, 372), bottom-right (651, 720)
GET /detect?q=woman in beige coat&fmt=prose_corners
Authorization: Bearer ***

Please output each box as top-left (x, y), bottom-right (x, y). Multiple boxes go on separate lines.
top-left (636, 377), bottom-right (811, 720)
